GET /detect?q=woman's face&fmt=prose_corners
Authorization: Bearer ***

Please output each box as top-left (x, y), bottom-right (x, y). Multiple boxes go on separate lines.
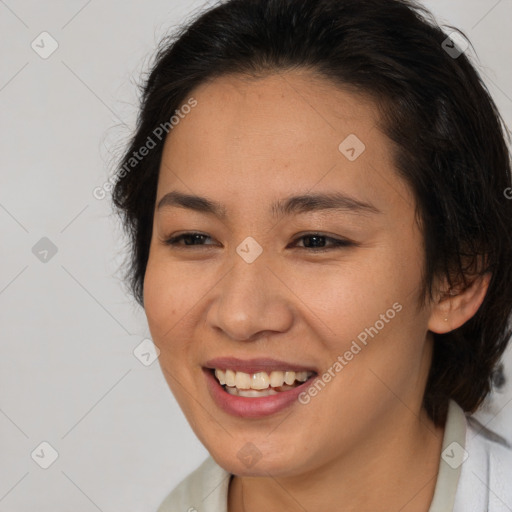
top-left (143, 71), bottom-right (437, 476)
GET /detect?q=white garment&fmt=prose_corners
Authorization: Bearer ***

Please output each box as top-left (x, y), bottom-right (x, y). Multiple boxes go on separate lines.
top-left (453, 414), bottom-right (512, 511)
top-left (157, 400), bottom-right (512, 511)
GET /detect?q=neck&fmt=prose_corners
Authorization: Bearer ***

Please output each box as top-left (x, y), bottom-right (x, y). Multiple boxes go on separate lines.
top-left (228, 406), bottom-right (445, 512)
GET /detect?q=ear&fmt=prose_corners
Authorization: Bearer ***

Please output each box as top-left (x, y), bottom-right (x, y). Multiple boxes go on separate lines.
top-left (428, 271), bottom-right (491, 334)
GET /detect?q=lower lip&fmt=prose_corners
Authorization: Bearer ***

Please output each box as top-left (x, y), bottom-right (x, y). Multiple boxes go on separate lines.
top-left (203, 368), bottom-right (317, 418)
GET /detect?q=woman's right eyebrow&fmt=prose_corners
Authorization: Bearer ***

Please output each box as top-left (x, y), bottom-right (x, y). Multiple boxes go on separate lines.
top-left (157, 190), bottom-right (227, 218)
top-left (156, 190), bottom-right (381, 219)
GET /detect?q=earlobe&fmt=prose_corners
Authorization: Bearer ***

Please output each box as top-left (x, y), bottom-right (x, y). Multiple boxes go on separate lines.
top-left (428, 272), bottom-right (491, 334)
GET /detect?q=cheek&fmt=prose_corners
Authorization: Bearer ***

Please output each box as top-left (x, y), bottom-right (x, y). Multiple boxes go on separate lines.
top-left (143, 256), bottom-right (199, 400)
top-left (142, 251), bottom-right (220, 373)
top-left (143, 259), bottom-right (169, 338)
top-left (142, 254), bottom-right (190, 346)
top-left (281, 256), bottom-right (403, 339)
top-left (287, 248), bottom-right (424, 378)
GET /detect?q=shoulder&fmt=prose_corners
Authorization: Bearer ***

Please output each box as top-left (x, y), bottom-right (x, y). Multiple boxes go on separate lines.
top-left (454, 414), bottom-right (512, 511)
top-left (156, 456), bottom-right (232, 512)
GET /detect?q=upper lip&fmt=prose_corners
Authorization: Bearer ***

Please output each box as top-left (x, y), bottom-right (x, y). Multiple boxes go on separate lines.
top-left (203, 357), bottom-right (317, 374)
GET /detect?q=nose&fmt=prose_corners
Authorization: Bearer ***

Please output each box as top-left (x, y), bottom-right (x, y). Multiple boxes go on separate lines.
top-left (206, 254), bottom-right (295, 342)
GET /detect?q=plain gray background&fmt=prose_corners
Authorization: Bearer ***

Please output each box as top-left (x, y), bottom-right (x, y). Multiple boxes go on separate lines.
top-left (1, 0), bottom-right (511, 510)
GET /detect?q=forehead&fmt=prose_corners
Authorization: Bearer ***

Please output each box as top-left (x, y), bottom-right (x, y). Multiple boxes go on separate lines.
top-left (170, 71), bottom-right (381, 146)
top-left (157, 70), bottom-right (414, 218)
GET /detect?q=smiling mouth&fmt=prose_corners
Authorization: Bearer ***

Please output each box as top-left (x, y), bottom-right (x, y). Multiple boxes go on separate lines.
top-left (210, 368), bottom-right (317, 397)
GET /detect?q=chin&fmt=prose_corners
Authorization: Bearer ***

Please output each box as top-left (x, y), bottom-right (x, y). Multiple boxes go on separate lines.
top-left (206, 440), bottom-right (308, 478)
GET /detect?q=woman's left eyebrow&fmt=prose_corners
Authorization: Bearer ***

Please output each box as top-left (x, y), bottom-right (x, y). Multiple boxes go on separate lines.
top-left (271, 192), bottom-right (381, 218)
top-left (156, 190), bottom-right (381, 219)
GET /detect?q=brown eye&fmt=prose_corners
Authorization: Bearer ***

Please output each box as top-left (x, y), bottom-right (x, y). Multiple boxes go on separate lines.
top-left (290, 233), bottom-right (354, 252)
top-left (163, 232), bottom-right (215, 246)
top-left (162, 232), bottom-right (354, 252)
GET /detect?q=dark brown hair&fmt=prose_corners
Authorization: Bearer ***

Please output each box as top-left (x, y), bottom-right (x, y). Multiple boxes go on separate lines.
top-left (111, 0), bottom-right (512, 425)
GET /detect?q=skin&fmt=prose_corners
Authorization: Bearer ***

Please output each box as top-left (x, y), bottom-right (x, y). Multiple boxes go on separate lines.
top-left (143, 70), bottom-right (490, 512)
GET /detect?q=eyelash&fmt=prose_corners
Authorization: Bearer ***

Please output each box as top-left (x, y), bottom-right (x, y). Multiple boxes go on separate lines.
top-left (162, 232), bottom-right (354, 252)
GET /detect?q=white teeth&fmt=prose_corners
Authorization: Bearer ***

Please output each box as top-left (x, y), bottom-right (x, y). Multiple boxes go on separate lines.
top-left (284, 371), bottom-right (296, 385)
top-left (252, 372), bottom-right (270, 390)
top-left (235, 371), bottom-right (251, 389)
top-left (269, 371), bottom-right (283, 387)
top-left (226, 387), bottom-right (279, 397)
top-left (296, 371), bottom-right (308, 382)
top-left (225, 369), bottom-right (236, 387)
top-left (215, 369), bottom-right (226, 385)
top-left (213, 369), bottom-right (314, 391)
